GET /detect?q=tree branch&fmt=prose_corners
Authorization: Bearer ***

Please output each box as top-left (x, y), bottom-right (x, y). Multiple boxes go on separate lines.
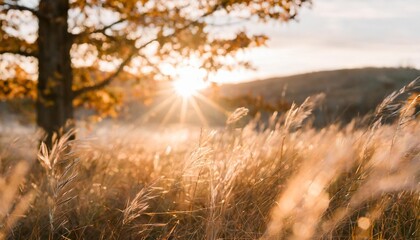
top-left (0, 2), bottom-right (41, 18)
top-left (72, 2), bottom-right (225, 98)
top-left (0, 49), bottom-right (37, 58)
top-left (72, 50), bottom-right (135, 97)
top-left (72, 18), bottom-right (126, 40)
top-left (93, 18), bottom-right (126, 34)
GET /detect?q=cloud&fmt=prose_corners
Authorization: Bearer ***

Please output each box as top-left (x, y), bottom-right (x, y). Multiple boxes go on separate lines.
top-left (214, 0), bottom-right (420, 82)
top-left (313, 0), bottom-right (420, 20)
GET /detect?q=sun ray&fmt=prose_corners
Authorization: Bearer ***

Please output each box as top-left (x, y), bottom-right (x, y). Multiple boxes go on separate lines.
top-left (179, 97), bottom-right (188, 124)
top-left (139, 94), bottom-right (177, 123)
top-left (194, 92), bottom-right (230, 116)
top-left (173, 79), bottom-right (206, 98)
top-left (160, 97), bottom-right (181, 126)
top-left (189, 96), bottom-right (208, 127)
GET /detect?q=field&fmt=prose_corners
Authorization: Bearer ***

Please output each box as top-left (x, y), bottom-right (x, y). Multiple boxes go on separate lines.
top-left (0, 83), bottom-right (419, 239)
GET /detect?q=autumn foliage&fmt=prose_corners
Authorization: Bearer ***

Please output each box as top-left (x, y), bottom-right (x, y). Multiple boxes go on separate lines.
top-left (1, 0), bottom-right (311, 124)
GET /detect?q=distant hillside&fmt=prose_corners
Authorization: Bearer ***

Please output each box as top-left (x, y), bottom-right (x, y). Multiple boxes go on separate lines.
top-left (220, 67), bottom-right (420, 124)
top-left (2, 67), bottom-right (419, 126)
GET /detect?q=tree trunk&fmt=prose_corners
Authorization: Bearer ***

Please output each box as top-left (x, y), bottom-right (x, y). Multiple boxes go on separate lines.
top-left (37, 0), bottom-right (73, 147)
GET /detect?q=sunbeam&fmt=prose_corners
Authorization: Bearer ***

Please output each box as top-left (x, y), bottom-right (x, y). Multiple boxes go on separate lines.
top-left (161, 97), bottom-right (181, 126)
top-left (138, 76), bottom-right (231, 126)
top-left (180, 97), bottom-right (188, 124)
top-left (195, 92), bottom-right (230, 116)
top-left (139, 94), bottom-right (178, 123)
top-left (189, 96), bottom-right (208, 127)
top-left (173, 79), bottom-right (207, 98)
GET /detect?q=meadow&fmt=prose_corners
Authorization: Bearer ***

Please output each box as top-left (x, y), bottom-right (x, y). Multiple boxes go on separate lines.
top-left (0, 80), bottom-right (419, 239)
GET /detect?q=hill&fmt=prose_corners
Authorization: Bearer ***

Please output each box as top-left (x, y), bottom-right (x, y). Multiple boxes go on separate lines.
top-left (2, 67), bottom-right (419, 126)
top-left (219, 67), bottom-right (420, 124)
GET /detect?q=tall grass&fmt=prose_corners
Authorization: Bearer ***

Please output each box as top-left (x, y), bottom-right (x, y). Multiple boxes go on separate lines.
top-left (0, 79), bottom-right (419, 239)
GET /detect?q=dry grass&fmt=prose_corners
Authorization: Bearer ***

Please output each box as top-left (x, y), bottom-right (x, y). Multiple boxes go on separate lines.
top-left (0, 79), bottom-right (419, 239)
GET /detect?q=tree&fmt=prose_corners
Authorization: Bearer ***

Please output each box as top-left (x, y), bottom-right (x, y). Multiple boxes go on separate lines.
top-left (0, 0), bottom-right (310, 146)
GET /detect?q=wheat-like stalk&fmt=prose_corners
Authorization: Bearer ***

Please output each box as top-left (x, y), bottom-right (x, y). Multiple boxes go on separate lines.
top-left (37, 130), bottom-right (79, 237)
top-left (0, 162), bottom-right (34, 240)
top-left (374, 76), bottom-right (420, 122)
top-left (1, 80), bottom-right (419, 239)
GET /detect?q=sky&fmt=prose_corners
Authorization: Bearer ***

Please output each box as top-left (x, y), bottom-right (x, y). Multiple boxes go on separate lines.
top-left (210, 0), bottom-right (420, 83)
top-left (5, 0), bottom-right (420, 85)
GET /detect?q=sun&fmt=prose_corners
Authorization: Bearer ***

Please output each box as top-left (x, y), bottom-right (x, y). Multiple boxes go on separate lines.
top-left (161, 56), bottom-right (209, 98)
top-left (173, 79), bottom-right (206, 98)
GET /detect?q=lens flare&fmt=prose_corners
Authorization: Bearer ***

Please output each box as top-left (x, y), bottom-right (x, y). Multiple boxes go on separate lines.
top-left (173, 79), bottom-right (206, 98)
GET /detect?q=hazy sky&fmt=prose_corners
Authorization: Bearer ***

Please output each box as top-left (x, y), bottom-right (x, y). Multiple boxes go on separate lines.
top-left (9, 0), bottom-right (420, 84)
top-left (211, 0), bottom-right (420, 83)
